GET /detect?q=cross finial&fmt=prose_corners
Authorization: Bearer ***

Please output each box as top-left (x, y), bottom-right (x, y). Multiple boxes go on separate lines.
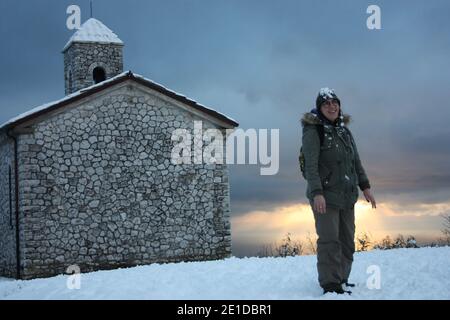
top-left (90, 0), bottom-right (93, 18)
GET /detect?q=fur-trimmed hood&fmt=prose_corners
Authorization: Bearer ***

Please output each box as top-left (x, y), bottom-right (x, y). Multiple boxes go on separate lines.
top-left (301, 111), bottom-right (352, 127)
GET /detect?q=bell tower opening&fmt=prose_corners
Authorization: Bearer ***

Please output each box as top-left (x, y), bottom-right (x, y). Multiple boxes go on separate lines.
top-left (93, 67), bottom-right (106, 84)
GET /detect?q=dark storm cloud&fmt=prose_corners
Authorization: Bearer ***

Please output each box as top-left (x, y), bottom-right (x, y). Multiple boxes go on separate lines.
top-left (229, 165), bottom-right (306, 216)
top-left (1, 0), bottom-right (450, 220)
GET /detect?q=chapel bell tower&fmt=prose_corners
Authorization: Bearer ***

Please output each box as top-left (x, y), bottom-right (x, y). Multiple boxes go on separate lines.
top-left (62, 18), bottom-right (124, 95)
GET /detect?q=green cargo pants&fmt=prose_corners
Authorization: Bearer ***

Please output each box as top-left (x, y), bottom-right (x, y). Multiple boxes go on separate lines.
top-left (312, 204), bottom-right (355, 288)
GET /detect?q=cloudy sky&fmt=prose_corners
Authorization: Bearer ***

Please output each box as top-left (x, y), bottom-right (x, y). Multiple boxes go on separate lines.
top-left (1, 0), bottom-right (450, 256)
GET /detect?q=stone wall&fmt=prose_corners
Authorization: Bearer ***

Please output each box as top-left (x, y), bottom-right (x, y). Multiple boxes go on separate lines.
top-left (64, 42), bottom-right (123, 95)
top-left (18, 84), bottom-right (232, 279)
top-left (0, 132), bottom-right (17, 278)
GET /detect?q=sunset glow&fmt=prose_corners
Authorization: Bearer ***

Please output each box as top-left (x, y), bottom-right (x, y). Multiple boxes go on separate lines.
top-left (231, 200), bottom-right (447, 255)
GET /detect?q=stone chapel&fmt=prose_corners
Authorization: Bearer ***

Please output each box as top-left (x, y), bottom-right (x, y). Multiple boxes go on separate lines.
top-left (0, 18), bottom-right (238, 279)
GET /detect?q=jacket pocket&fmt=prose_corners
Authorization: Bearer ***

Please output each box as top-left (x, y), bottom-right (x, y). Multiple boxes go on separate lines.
top-left (319, 164), bottom-right (334, 188)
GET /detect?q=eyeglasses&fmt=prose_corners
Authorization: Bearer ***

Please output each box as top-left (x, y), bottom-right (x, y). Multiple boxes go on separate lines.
top-left (321, 99), bottom-right (339, 108)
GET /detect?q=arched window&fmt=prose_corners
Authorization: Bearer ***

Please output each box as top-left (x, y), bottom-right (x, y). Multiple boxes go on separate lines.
top-left (93, 67), bottom-right (106, 84)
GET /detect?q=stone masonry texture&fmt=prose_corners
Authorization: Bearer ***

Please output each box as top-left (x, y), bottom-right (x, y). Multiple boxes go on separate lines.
top-left (0, 84), bottom-right (232, 279)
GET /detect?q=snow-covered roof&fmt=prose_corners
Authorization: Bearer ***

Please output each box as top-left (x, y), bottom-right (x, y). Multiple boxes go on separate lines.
top-left (0, 71), bottom-right (238, 132)
top-left (63, 18), bottom-right (123, 51)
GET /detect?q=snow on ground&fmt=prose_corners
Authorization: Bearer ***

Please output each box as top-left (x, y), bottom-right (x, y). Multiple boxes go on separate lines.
top-left (0, 247), bottom-right (449, 300)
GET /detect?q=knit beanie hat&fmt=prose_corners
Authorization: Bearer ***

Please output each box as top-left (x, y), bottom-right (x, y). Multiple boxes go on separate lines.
top-left (315, 88), bottom-right (345, 127)
top-left (316, 87), bottom-right (341, 109)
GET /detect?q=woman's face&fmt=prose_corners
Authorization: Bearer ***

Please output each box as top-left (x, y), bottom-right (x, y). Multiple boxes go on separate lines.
top-left (320, 99), bottom-right (340, 122)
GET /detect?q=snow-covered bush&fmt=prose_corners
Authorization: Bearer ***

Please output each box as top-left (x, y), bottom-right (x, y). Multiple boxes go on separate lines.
top-left (356, 232), bottom-right (372, 252)
top-left (373, 235), bottom-right (394, 250)
top-left (277, 233), bottom-right (303, 257)
top-left (257, 233), bottom-right (303, 257)
top-left (373, 234), bottom-right (419, 250)
top-left (442, 213), bottom-right (450, 245)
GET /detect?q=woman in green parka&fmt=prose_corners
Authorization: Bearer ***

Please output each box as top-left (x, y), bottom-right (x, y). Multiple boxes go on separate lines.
top-left (301, 88), bottom-right (376, 295)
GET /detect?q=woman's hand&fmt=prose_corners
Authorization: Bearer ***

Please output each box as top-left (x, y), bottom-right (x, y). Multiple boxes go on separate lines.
top-left (363, 188), bottom-right (377, 209)
top-left (313, 195), bottom-right (327, 214)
